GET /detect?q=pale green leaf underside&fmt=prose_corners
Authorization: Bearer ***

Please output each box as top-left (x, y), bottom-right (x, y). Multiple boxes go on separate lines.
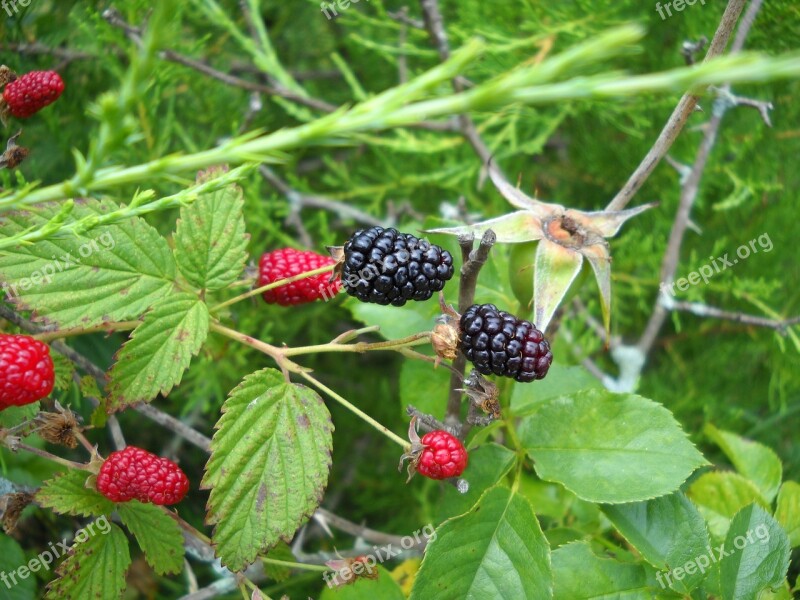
top-left (519, 388), bottom-right (708, 503)
top-left (687, 471), bottom-right (770, 539)
top-left (203, 368), bottom-right (333, 572)
top-left (774, 481), bottom-right (800, 547)
top-left (0, 199), bottom-right (176, 328)
top-left (602, 492), bottom-right (709, 593)
top-left (552, 541), bottom-right (649, 599)
top-left (44, 522), bottom-right (130, 600)
top-left (117, 500), bottom-right (184, 575)
top-left (36, 469), bottom-right (114, 518)
top-left (410, 486), bottom-right (552, 600)
top-left (107, 293), bottom-right (209, 411)
top-left (0, 535), bottom-right (36, 600)
top-left (174, 182), bottom-right (248, 291)
top-left (705, 424), bottom-right (783, 503)
top-left (720, 504), bottom-right (790, 600)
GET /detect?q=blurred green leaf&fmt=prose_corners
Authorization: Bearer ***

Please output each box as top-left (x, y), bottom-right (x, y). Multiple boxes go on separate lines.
top-left (705, 424), bottom-right (782, 503)
top-left (411, 486), bottom-right (552, 599)
top-left (720, 504), bottom-right (790, 600)
top-left (519, 388), bottom-right (707, 503)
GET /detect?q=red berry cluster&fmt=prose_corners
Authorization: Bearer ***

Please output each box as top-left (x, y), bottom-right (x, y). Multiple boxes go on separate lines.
top-left (96, 446), bottom-right (190, 506)
top-left (2, 70), bottom-right (64, 118)
top-left (416, 430), bottom-right (468, 480)
top-left (0, 334), bottom-right (55, 410)
top-left (258, 248), bottom-right (341, 306)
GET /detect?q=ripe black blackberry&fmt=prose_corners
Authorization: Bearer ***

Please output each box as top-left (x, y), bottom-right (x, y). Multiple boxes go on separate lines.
top-left (459, 303), bottom-right (552, 383)
top-left (342, 227), bottom-right (454, 306)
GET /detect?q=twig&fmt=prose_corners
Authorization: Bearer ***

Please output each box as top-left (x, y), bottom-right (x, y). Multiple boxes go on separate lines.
top-left (397, 8), bottom-right (410, 84)
top-left (0, 305), bottom-right (213, 453)
top-left (418, 0), bottom-right (498, 174)
top-left (606, 0), bottom-right (749, 211)
top-left (259, 166), bottom-right (384, 227)
top-left (444, 231), bottom-right (496, 430)
top-left (102, 8), bottom-right (337, 114)
top-left (406, 405), bottom-right (450, 434)
top-left (638, 0), bottom-right (764, 356)
top-left (661, 298), bottom-right (800, 333)
top-left (387, 10), bottom-right (425, 29)
top-left (313, 507), bottom-right (424, 549)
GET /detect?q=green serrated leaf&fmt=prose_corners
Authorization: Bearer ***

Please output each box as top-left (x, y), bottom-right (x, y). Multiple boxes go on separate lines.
top-left (687, 472), bottom-right (770, 539)
top-left (174, 181), bottom-right (248, 291)
top-left (602, 491), bottom-right (710, 593)
top-left (511, 363), bottom-right (602, 414)
top-left (78, 375), bottom-right (102, 400)
top-left (0, 534), bottom-right (37, 600)
top-left (434, 443), bottom-right (516, 523)
top-left (411, 486), bottom-right (552, 600)
top-left (203, 368), bottom-right (333, 572)
top-left (773, 481), bottom-right (800, 547)
top-left (107, 293), bottom-right (209, 411)
top-left (44, 521), bottom-right (130, 600)
top-left (51, 351), bottom-right (74, 392)
top-left (117, 500), bottom-right (184, 576)
top-left (0, 199), bottom-right (176, 328)
top-left (552, 541), bottom-right (649, 599)
top-left (0, 402), bottom-right (39, 429)
top-left (704, 424), bottom-right (782, 503)
top-left (720, 504), bottom-right (790, 600)
top-left (399, 360), bottom-right (450, 423)
top-left (262, 541), bottom-right (296, 583)
top-left (36, 470), bottom-right (114, 517)
top-left (518, 388), bottom-right (708, 503)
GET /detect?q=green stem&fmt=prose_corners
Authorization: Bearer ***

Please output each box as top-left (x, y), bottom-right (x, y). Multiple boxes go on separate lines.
top-left (282, 331), bottom-right (432, 357)
top-left (11, 441), bottom-right (92, 472)
top-left (32, 321), bottom-right (140, 343)
top-left (299, 371), bottom-right (409, 449)
top-left (210, 264), bottom-right (336, 313)
top-left (261, 557), bottom-right (328, 573)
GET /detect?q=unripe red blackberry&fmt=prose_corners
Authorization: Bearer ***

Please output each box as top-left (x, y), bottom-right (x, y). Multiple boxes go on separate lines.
top-left (342, 226), bottom-right (454, 306)
top-left (0, 333), bottom-right (55, 409)
top-left (258, 248), bottom-right (340, 306)
top-left (96, 446), bottom-right (189, 506)
top-left (459, 303), bottom-right (552, 382)
top-left (416, 430), bottom-right (468, 480)
top-left (2, 70), bottom-right (64, 118)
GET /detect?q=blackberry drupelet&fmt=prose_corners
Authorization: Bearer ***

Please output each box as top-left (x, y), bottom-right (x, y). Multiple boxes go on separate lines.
top-left (459, 303), bottom-right (552, 382)
top-left (342, 226), bottom-right (454, 306)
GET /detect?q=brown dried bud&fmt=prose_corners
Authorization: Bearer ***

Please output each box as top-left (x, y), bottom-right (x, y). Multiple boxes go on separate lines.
top-left (34, 402), bottom-right (81, 449)
top-left (431, 322), bottom-right (459, 361)
top-left (0, 65), bottom-right (15, 88)
top-left (1, 492), bottom-right (34, 534)
top-left (431, 293), bottom-right (461, 362)
top-left (0, 130), bottom-right (29, 170)
top-left (460, 370), bottom-right (501, 420)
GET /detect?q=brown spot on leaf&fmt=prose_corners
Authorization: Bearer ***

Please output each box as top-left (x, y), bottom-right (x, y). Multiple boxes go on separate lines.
top-left (255, 483), bottom-right (268, 514)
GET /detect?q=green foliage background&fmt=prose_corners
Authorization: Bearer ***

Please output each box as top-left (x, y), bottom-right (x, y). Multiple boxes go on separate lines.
top-left (1, 0), bottom-right (799, 597)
